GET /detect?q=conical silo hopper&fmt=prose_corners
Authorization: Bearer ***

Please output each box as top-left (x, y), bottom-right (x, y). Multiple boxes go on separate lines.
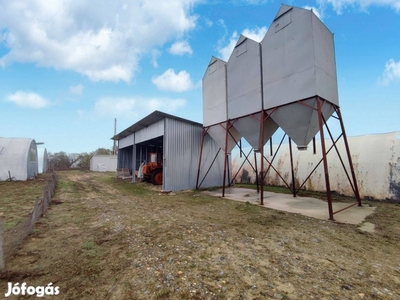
top-left (227, 35), bottom-right (278, 150)
top-left (207, 124), bottom-right (242, 153)
top-left (203, 56), bottom-right (242, 152)
top-left (233, 113), bottom-right (278, 150)
top-left (262, 5), bottom-right (338, 148)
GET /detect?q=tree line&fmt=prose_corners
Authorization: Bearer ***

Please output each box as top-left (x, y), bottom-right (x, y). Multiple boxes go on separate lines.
top-left (47, 148), bottom-right (114, 170)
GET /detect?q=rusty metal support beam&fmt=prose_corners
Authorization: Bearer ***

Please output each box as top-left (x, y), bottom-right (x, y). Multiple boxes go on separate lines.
top-left (289, 137), bottom-right (297, 197)
top-left (254, 150), bottom-right (259, 193)
top-left (336, 107), bottom-right (362, 206)
top-left (196, 148), bottom-right (222, 190)
top-left (231, 147), bottom-right (256, 184)
top-left (196, 127), bottom-right (207, 190)
top-left (333, 202), bottom-right (359, 215)
top-left (317, 97), bottom-right (334, 221)
top-left (260, 110), bottom-right (265, 205)
top-left (222, 121), bottom-right (230, 197)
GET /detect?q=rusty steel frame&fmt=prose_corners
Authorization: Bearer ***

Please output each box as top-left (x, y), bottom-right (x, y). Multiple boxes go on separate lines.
top-left (289, 138), bottom-right (297, 197)
top-left (197, 96), bottom-right (361, 221)
top-left (258, 96), bottom-right (361, 220)
top-left (195, 127), bottom-right (224, 190)
top-left (231, 147), bottom-right (257, 184)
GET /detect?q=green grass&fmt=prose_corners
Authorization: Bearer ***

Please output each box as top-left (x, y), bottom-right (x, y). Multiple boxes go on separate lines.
top-left (0, 173), bottom-right (54, 231)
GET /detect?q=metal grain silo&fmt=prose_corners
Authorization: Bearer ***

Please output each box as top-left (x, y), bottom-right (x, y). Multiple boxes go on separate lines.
top-left (203, 57), bottom-right (228, 127)
top-left (227, 35), bottom-right (278, 150)
top-left (202, 56), bottom-right (242, 153)
top-left (262, 5), bottom-right (338, 149)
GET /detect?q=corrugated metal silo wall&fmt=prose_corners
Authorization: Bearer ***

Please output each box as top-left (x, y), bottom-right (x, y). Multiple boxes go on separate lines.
top-left (163, 118), bottom-right (225, 191)
top-left (231, 132), bottom-right (400, 201)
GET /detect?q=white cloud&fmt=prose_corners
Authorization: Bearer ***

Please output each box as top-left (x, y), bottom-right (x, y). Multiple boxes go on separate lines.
top-left (5, 91), bottom-right (50, 109)
top-left (380, 58), bottom-right (400, 85)
top-left (303, 6), bottom-right (324, 19)
top-left (152, 68), bottom-right (194, 92)
top-left (151, 49), bottom-right (162, 68)
top-left (218, 31), bottom-right (239, 61)
top-left (318, 0), bottom-right (400, 14)
top-left (241, 27), bottom-right (268, 42)
top-left (69, 84), bottom-right (84, 95)
top-left (169, 40), bottom-right (193, 56)
top-left (217, 26), bottom-right (267, 61)
top-left (0, 0), bottom-right (199, 82)
top-left (94, 96), bottom-right (186, 118)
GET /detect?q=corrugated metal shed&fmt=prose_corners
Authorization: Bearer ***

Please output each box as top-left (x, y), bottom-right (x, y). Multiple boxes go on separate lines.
top-left (112, 111), bottom-right (225, 191)
top-left (0, 137), bottom-right (38, 181)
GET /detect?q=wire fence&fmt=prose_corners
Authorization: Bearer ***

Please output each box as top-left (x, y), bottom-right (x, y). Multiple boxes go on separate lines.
top-left (0, 172), bottom-right (58, 271)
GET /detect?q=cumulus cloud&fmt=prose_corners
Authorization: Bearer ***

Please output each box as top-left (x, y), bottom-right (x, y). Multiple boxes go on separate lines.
top-left (217, 27), bottom-right (267, 61)
top-left (152, 68), bottom-right (194, 92)
top-left (169, 40), bottom-right (193, 56)
top-left (5, 91), bottom-right (50, 109)
top-left (317, 0), bottom-right (400, 14)
top-left (380, 58), bottom-right (400, 85)
top-left (0, 0), bottom-right (199, 82)
top-left (69, 84), bottom-right (84, 95)
top-left (94, 96), bottom-right (186, 118)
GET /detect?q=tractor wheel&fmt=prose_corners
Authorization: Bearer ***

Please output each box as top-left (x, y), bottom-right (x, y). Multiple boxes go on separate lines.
top-left (151, 169), bottom-right (163, 185)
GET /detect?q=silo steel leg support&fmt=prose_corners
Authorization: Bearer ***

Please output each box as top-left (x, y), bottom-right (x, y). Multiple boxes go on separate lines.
top-left (289, 137), bottom-right (296, 197)
top-left (337, 107), bottom-right (362, 206)
top-left (317, 97), bottom-right (334, 221)
top-left (222, 121), bottom-right (230, 197)
top-left (260, 110), bottom-right (265, 205)
top-left (196, 128), bottom-right (207, 190)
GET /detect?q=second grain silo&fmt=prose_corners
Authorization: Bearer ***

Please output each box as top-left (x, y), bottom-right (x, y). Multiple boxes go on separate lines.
top-left (262, 4), bottom-right (337, 149)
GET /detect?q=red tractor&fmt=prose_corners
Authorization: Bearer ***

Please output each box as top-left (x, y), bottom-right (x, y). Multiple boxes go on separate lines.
top-left (142, 152), bottom-right (163, 185)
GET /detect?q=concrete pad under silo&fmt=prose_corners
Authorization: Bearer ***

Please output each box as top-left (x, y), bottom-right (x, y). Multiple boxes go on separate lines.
top-left (203, 187), bottom-right (375, 225)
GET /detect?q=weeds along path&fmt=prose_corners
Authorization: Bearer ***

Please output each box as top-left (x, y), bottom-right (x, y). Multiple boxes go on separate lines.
top-left (1, 170), bottom-right (400, 300)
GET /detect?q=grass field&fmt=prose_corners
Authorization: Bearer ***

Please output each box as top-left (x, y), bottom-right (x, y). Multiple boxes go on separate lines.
top-left (1, 170), bottom-right (400, 299)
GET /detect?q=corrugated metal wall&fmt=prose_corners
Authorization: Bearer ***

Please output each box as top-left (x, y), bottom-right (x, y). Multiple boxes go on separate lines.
top-left (135, 120), bottom-right (164, 144)
top-left (117, 145), bottom-right (133, 170)
top-left (163, 118), bottom-right (225, 191)
top-left (119, 135), bottom-right (134, 149)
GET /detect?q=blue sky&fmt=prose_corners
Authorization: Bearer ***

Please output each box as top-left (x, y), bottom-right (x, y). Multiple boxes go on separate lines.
top-left (0, 0), bottom-right (399, 154)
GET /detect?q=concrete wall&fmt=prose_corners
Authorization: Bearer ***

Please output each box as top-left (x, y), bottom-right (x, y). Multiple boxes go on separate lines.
top-left (231, 131), bottom-right (400, 201)
top-left (90, 155), bottom-right (118, 172)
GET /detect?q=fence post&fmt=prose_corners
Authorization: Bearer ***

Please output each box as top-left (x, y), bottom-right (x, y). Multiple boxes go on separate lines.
top-left (29, 198), bottom-right (39, 233)
top-left (0, 221), bottom-right (5, 271)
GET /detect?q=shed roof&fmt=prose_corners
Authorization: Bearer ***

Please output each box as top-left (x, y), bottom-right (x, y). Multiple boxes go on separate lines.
top-left (112, 110), bottom-right (202, 140)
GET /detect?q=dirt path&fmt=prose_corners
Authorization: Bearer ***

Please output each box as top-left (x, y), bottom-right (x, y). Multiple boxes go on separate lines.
top-left (1, 171), bottom-right (400, 299)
